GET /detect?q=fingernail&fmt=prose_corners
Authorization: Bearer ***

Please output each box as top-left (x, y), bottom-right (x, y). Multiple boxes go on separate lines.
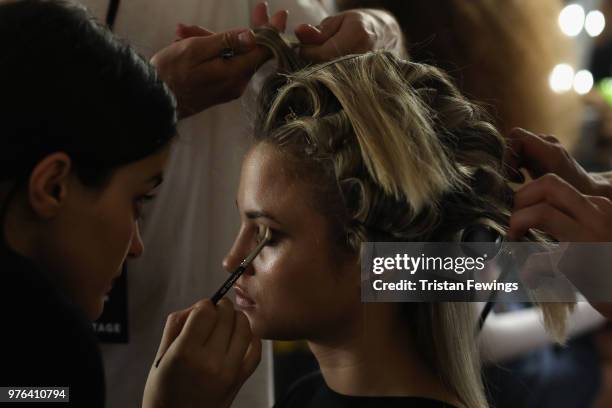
top-left (307, 24), bottom-right (321, 33)
top-left (238, 29), bottom-right (256, 49)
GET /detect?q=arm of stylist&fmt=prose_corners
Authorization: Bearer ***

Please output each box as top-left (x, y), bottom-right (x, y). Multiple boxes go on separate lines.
top-left (142, 298), bottom-right (260, 408)
top-left (506, 128), bottom-right (612, 318)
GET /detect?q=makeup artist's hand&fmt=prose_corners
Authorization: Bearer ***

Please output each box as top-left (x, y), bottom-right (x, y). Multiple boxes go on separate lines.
top-left (294, 8), bottom-right (406, 62)
top-left (153, 4), bottom-right (288, 119)
top-left (142, 298), bottom-right (261, 408)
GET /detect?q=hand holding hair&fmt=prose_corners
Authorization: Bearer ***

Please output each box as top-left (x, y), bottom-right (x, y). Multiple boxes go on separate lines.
top-left (142, 298), bottom-right (261, 408)
top-left (294, 8), bottom-right (406, 62)
top-left (506, 128), bottom-right (612, 200)
top-left (506, 127), bottom-right (612, 241)
top-left (151, 3), bottom-right (288, 119)
top-left (507, 129), bottom-right (612, 319)
top-left (508, 173), bottom-right (612, 242)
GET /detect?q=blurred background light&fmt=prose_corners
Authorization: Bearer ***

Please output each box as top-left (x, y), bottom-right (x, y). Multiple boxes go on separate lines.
top-left (550, 63), bottom-right (576, 93)
top-left (574, 69), bottom-right (594, 94)
top-left (585, 10), bottom-right (605, 37)
top-left (559, 4), bottom-right (586, 37)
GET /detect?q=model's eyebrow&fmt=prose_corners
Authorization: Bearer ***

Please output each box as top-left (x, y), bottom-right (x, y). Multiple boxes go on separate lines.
top-left (235, 199), bottom-right (283, 225)
top-left (244, 209), bottom-right (282, 225)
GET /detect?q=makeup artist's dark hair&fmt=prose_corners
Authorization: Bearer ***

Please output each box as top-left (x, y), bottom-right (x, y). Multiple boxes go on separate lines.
top-left (0, 0), bottom-right (177, 189)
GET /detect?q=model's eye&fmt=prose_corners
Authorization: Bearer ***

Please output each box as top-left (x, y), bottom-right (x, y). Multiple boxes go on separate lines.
top-left (134, 194), bottom-right (156, 221)
top-left (256, 225), bottom-right (278, 246)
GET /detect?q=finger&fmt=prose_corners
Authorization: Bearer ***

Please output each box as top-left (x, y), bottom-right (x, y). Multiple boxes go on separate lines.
top-left (541, 134), bottom-right (561, 144)
top-left (506, 128), bottom-right (562, 179)
top-left (251, 1), bottom-right (269, 28)
top-left (269, 9), bottom-right (289, 33)
top-left (154, 307), bottom-right (193, 361)
top-left (514, 174), bottom-right (599, 229)
top-left (294, 24), bottom-right (325, 45)
top-left (318, 15), bottom-right (344, 41)
top-left (225, 312), bottom-right (254, 374)
top-left (238, 337), bottom-right (262, 384)
top-left (508, 202), bottom-right (584, 241)
top-left (194, 46), bottom-right (269, 84)
top-left (587, 195), bottom-right (612, 213)
top-left (503, 139), bottom-right (526, 183)
top-left (205, 298), bottom-right (236, 355)
top-left (176, 24), bottom-right (214, 39)
top-left (176, 299), bottom-right (218, 349)
top-left (185, 29), bottom-right (256, 63)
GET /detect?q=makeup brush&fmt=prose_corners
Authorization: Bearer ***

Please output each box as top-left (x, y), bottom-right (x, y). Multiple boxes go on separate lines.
top-left (154, 227), bottom-right (271, 368)
top-left (211, 226), bottom-right (271, 305)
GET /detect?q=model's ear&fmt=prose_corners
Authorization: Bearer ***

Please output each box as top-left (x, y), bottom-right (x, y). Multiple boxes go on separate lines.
top-left (28, 152), bottom-right (72, 219)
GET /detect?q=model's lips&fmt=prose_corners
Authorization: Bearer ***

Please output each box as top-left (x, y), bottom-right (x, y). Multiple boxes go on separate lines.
top-left (234, 285), bottom-right (256, 309)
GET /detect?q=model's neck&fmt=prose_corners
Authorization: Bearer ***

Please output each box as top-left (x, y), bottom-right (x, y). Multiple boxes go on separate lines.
top-left (307, 303), bottom-right (461, 406)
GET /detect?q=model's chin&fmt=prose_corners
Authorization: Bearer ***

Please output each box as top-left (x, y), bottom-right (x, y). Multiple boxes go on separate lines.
top-left (245, 315), bottom-right (301, 341)
top-left (242, 313), bottom-right (268, 338)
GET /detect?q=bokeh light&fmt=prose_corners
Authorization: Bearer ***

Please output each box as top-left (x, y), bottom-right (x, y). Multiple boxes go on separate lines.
top-left (585, 10), bottom-right (605, 37)
top-left (559, 4), bottom-right (586, 37)
top-left (550, 64), bottom-right (575, 93)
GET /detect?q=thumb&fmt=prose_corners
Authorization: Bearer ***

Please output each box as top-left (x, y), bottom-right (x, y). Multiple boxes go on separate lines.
top-left (294, 24), bottom-right (325, 45)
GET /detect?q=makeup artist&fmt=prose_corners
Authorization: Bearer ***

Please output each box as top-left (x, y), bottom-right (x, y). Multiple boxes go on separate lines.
top-left (0, 1), bottom-right (259, 407)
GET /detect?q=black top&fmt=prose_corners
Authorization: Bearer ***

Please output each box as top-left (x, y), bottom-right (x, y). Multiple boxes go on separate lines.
top-left (0, 242), bottom-right (105, 407)
top-left (275, 371), bottom-right (459, 408)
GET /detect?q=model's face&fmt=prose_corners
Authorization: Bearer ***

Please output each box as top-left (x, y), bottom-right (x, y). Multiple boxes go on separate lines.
top-left (38, 148), bottom-right (169, 320)
top-left (224, 143), bottom-right (360, 341)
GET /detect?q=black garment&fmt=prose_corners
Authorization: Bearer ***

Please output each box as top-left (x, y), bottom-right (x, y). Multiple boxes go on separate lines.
top-left (274, 371), bottom-right (458, 408)
top-left (0, 243), bottom-right (105, 407)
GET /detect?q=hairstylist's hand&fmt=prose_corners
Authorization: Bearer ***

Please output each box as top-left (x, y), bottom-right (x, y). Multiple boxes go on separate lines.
top-left (151, 28), bottom-right (259, 118)
top-left (142, 298), bottom-right (261, 408)
top-left (508, 174), bottom-right (612, 319)
top-left (506, 128), bottom-right (612, 200)
top-left (294, 8), bottom-right (405, 62)
top-left (508, 173), bottom-right (612, 242)
top-left (158, 3), bottom-right (288, 119)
